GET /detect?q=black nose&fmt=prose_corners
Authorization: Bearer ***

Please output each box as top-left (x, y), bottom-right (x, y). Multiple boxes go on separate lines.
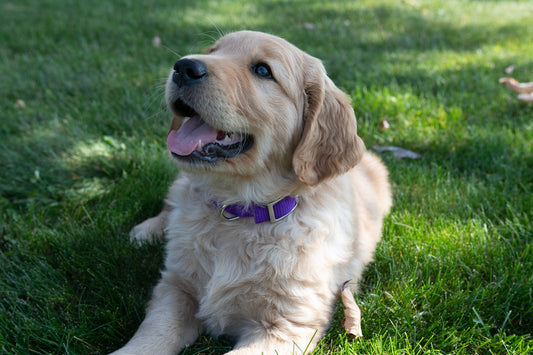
top-left (172, 58), bottom-right (208, 87)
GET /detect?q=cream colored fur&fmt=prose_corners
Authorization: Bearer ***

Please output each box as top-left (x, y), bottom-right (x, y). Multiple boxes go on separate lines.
top-left (114, 31), bottom-right (392, 355)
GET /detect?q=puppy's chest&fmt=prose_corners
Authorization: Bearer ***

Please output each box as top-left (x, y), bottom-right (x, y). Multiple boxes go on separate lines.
top-left (169, 220), bottom-right (287, 287)
top-left (164, 193), bottom-right (354, 333)
top-left (168, 222), bottom-right (298, 329)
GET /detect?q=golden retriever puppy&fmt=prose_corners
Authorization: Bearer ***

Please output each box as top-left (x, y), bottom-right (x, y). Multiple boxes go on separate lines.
top-left (114, 31), bottom-right (392, 355)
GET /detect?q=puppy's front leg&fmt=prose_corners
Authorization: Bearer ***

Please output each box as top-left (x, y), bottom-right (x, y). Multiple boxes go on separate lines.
top-left (129, 179), bottom-right (183, 243)
top-left (226, 327), bottom-right (322, 355)
top-left (129, 206), bottom-right (170, 244)
top-left (111, 279), bottom-right (200, 355)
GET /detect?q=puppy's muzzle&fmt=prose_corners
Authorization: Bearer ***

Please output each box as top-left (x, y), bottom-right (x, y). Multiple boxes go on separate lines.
top-left (172, 58), bottom-right (208, 87)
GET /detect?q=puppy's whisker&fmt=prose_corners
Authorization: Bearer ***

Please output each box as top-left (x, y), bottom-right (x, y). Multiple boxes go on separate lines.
top-left (204, 22), bottom-right (226, 41)
top-left (141, 78), bottom-right (170, 121)
top-left (162, 45), bottom-right (182, 58)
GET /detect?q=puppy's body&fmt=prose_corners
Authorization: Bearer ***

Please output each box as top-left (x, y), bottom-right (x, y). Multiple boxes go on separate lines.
top-left (114, 31), bottom-right (391, 354)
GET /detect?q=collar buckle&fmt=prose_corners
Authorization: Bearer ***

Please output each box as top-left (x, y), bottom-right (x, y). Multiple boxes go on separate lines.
top-left (265, 197), bottom-right (299, 223)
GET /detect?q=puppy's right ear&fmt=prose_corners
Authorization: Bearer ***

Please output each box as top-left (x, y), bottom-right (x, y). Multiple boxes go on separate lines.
top-left (293, 58), bottom-right (365, 186)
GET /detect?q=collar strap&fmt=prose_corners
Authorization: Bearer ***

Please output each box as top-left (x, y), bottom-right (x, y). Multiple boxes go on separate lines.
top-left (214, 196), bottom-right (299, 224)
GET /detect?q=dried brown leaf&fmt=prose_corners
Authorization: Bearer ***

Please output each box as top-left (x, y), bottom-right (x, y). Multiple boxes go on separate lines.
top-left (372, 145), bottom-right (422, 159)
top-left (379, 118), bottom-right (390, 130)
top-left (341, 282), bottom-right (363, 339)
top-left (517, 92), bottom-right (533, 102)
top-left (499, 77), bottom-right (533, 94)
top-left (15, 99), bottom-right (26, 109)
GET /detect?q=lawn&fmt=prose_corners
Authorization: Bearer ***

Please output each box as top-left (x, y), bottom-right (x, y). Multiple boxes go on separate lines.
top-left (1, 0), bottom-right (532, 354)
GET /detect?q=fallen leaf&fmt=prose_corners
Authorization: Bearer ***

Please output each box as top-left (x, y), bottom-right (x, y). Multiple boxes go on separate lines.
top-left (341, 281), bottom-right (363, 339)
top-left (504, 65), bottom-right (515, 74)
top-left (499, 77), bottom-right (533, 94)
top-left (517, 92), bottom-right (533, 102)
top-left (15, 99), bottom-right (26, 109)
top-left (372, 145), bottom-right (422, 159)
top-left (152, 36), bottom-right (161, 47)
top-left (302, 23), bottom-right (315, 30)
top-left (379, 118), bottom-right (390, 130)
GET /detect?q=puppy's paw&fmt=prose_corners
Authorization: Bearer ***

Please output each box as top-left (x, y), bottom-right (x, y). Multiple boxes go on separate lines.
top-left (129, 216), bottom-right (165, 244)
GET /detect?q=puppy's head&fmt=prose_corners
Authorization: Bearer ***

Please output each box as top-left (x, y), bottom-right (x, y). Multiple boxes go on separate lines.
top-left (165, 31), bottom-right (364, 186)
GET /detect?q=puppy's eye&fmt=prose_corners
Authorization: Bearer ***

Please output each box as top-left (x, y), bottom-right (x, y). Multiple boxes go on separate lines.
top-left (206, 45), bottom-right (218, 54)
top-left (252, 63), bottom-right (273, 79)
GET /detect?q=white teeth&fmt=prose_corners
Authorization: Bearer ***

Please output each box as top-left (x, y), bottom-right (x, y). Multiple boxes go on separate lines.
top-left (217, 133), bottom-right (243, 145)
top-left (221, 136), bottom-right (232, 145)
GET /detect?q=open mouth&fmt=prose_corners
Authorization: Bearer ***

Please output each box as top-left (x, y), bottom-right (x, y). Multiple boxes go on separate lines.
top-left (167, 99), bottom-right (253, 163)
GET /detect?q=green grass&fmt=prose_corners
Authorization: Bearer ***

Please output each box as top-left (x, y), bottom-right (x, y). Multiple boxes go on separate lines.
top-left (1, 0), bottom-right (532, 354)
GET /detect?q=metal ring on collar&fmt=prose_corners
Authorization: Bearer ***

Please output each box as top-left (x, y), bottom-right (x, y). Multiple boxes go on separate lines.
top-left (219, 204), bottom-right (241, 221)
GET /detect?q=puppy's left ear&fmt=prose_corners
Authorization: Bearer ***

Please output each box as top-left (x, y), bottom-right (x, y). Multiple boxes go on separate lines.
top-left (293, 59), bottom-right (365, 186)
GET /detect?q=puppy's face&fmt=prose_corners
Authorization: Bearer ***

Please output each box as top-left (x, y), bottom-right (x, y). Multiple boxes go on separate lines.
top-left (166, 31), bottom-right (364, 185)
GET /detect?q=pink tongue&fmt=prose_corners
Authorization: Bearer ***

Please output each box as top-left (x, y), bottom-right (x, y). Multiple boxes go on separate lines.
top-left (167, 116), bottom-right (218, 156)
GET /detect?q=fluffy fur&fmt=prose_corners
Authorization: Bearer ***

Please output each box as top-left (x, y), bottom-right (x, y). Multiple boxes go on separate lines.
top-left (113, 31), bottom-right (392, 355)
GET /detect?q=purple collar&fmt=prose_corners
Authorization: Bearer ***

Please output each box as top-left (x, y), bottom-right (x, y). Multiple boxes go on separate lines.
top-left (213, 196), bottom-right (299, 224)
